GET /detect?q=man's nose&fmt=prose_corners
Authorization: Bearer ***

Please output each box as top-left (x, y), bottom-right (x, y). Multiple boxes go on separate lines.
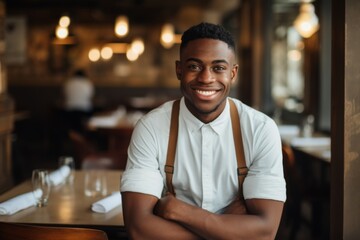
top-left (197, 68), bottom-right (215, 83)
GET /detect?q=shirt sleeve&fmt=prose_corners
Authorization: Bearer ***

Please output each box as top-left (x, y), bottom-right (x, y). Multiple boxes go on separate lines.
top-left (120, 118), bottom-right (165, 199)
top-left (120, 168), bottom-right (164, 198)
top-left (243, 119), bottom-right (287, 202)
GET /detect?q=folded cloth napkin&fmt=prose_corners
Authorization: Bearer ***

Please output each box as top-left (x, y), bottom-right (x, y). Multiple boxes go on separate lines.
top-left (49, 165), bottom-right (70, 186)
top-left (88, 115), bottom-right (120, 128)
top-left (0, 190), bottom-right (40, 215)
top-left (291, 137), bottom-right (331, 148)
top-left (277, 125), bottom-right (300, 137)
top-left (91, 191), bottom-right (122, 213)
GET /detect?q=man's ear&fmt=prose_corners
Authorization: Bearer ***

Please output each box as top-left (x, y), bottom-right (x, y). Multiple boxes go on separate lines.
top-left (231, 64), bottom-right (239, 84)
top-left (175, 60), bottom-right (181, 80)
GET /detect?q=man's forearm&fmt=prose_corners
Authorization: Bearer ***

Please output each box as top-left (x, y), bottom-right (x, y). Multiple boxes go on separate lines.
top-left (174, 204), bottom-right (271, 240)
top-left (122, 192), bottom-right (202, 240)
top-left (126, 212), bottom-right (202, 240)
top-left (156, 195), bottom-right (283, 240)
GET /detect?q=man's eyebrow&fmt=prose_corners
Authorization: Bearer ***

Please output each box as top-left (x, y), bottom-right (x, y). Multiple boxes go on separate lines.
top-left (185, 57), bottom-right (202, 63)
top-left (212, 59), bottom-right (229, 65)
top-left (185, 58), bottom-right (229, 65)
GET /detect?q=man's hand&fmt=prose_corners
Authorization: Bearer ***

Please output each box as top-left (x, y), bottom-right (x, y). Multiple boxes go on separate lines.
top-left (154, 192), bottom-right (181, 220)
top-left (150, 192), bottom-right (283, 240)
top-left (122, 192), bottom-right (202, 239)
top-left (223, 196), bottom-right (248, 215)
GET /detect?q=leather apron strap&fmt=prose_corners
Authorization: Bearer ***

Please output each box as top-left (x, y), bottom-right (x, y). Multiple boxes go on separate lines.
top-left (229, 99), bottom-right (248, 198)
top-left (165, 99), bottom-right (248, 197)
top-left (164, 99), bottom-right (180, 195)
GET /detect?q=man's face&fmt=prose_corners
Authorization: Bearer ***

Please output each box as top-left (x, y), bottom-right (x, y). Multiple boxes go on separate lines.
top-left (176, 38), bottom-right (238, 123)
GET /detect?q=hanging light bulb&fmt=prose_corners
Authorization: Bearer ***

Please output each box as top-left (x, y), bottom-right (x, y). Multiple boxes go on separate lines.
top-left (101, 46), bottom-right (113, 60)
top-left (115, 15), bottom-right (129, 37)
top-left (59, 15), bottom-right (71, 28)
top-left (55, 25), bottom-right (69, 39)
top-left (293, 2), bottom-right (319, 38)
top-left (88, 48), bottom-right (101, 62)
top-left (126, 47), bottom-right (139, 61)
top-left (160, 23), bottom-right (175, 49)
top-left (131, 38), bottom-right (145, 55)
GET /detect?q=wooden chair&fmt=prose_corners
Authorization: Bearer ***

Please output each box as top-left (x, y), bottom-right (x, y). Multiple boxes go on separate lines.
top-left (278, 144), bottom-right (329, 239)
top-left (0, 222), bottom-right (108, 240)
top-left (68, 130), bottom-right (127, 169)
top-left (277, 144), bottom-right (298, 239)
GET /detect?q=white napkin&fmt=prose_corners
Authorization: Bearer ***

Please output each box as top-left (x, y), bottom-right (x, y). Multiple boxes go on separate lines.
top-left (291, 137), bottom-right (331, 148)
top-left (322, 150), bottom-right (331, 159)
top-left (277, 125), bottom-right (300, 137)
top-left (88, 116), bottom-right (119, 128)
top-left (49, 166), bottom-right (70, 186)
top-left (91, 191), bottom-right (122, 213)
top-left (0, 190), bottom-right (40, 215)
top-left (88, 107), bottom-right (126, 128)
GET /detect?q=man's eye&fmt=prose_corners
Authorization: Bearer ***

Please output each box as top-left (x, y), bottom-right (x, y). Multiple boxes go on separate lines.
top-left (213, 66), bottom-right (226, 72)
top-left (188, 64), bottom-right (201, 71)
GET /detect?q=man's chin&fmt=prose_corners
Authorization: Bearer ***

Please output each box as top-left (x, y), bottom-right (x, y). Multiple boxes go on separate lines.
top-left (194, 101), bottom-right (222, 115)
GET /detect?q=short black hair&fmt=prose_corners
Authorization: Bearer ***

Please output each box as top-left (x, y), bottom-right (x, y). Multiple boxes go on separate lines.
top-left (180, 22), bottom-right (236, 52)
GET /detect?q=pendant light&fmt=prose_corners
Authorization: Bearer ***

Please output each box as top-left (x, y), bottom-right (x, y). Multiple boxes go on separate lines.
top-left (115, 15), bottom-right (129, 37)
top-left (293, 2), bottom-right (319, 38)
top-left (160, 24), bottom-right (175, 49)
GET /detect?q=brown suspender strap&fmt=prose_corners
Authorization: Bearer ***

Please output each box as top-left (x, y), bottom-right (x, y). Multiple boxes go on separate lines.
top-left (164, 99), bottom-right (180, 195)
top-left (229, 99), bottom-right (248, 198)
top-left (165, 99), bottom-right (248, 197)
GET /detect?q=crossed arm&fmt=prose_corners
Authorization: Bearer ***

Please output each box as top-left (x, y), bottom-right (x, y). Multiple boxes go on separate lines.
top-left (121, 191), bottom-right (284, 240)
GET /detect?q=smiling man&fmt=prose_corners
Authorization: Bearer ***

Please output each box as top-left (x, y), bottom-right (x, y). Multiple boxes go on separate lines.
top-left (120, 22), bottom-right (286, 239)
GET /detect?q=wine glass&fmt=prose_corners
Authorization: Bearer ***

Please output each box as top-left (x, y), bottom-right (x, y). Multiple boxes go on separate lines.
top-left (32, 169), bottom-right (51, 207)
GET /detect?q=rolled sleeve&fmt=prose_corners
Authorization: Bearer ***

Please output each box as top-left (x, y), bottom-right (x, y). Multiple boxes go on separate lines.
top-left (243, 175), bottom-right (286, 202)
top-left (120, 168), bottom-right (164, 199)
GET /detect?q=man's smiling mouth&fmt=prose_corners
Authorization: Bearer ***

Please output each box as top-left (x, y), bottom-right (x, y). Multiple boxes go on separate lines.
top-left (195, 89), bottom-right (217, 96)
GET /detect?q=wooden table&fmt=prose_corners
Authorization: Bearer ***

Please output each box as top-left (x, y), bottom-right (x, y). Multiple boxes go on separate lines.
top-left (278, 125), bottom-right (330, 238)
top-left (278, 125), bottom-right (331, 163)
top-left (0, 170), bottom-right (126, 239)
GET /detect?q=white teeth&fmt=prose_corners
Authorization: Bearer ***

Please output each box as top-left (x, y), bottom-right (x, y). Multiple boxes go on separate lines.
top-left (196, 90), bottom-right (216, 96)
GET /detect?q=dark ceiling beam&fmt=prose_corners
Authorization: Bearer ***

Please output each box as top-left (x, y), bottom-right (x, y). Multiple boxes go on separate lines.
top-left (5, 0), bottom-right (211, 26)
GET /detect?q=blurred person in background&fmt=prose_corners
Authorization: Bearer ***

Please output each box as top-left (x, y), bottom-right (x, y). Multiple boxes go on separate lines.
top-left (63, 69), bottom-right (94, 134)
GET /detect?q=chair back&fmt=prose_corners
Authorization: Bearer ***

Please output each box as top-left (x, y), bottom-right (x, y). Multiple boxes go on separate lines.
top-left (68, 130), bottom-right (126, 169)
top-left (68, 130), bottom-right (97, 161)
top-left (0, 222), bottom-right (108, 240)
top-left (282, 144), bottom-right (296, 181)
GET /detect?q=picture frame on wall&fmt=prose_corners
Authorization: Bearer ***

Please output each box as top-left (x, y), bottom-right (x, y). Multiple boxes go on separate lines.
top-left (5, 16), bottom-right (26, 65)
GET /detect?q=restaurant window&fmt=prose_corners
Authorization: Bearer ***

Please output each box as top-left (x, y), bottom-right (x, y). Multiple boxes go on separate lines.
top-left (271, 0), bottom-right (331, 132)
top-left (271, 2), bottom-right (306, 125)
top-left (272, 25), bottom-right (305, 121)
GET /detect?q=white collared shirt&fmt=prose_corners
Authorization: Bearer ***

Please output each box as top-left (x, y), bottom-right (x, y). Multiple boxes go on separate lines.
top-left (120, 97), bottom-right (286, 213)
top-left (64, 76), bottom-right (94, 111)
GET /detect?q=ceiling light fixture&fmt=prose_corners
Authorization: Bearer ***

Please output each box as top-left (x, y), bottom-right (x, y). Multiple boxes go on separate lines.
top-left (115, 15), bottom-right (129, 37)
top-left (131, 38), bottom-right (145, 55)
top-left (126, 47), bottom-right (139, 61)
top-left (101, 46), bottom-right (113, 60)
top-left (160, 23), bottom-right (182, 49)
top-left (88, 48), bottom-right (101, 62)
top-left (59, 15), bottom-right (71, 28)
top-left (293, 2), bottom-right (319, 38)
top-left (55, 25), bottom-right (69, 39)
top-left (160, 24), bottom-right (175, 48)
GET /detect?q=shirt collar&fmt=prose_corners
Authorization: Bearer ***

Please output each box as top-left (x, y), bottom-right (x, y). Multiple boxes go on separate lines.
top-left (180, 97), bottom-right (231, 135)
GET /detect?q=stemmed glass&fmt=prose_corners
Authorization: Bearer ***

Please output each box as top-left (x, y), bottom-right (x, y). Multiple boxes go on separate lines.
top-left (32, 169), bottom-right (51, 207)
